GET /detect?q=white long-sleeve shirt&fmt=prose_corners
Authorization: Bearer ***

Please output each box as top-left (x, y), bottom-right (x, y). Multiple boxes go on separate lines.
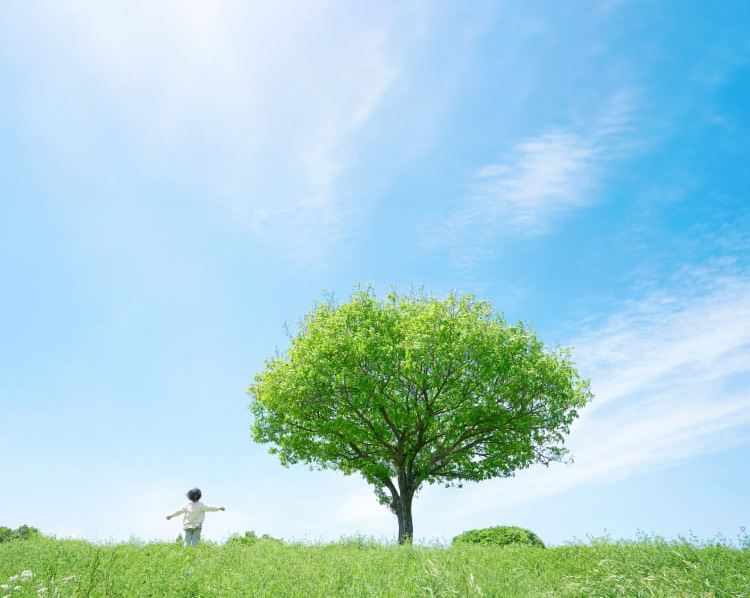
top-left (169, 501), bottom-right (222, 530)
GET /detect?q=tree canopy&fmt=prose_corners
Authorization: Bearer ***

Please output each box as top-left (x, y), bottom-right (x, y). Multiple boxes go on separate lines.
top-left (248, 287), bottom-right (592, 543)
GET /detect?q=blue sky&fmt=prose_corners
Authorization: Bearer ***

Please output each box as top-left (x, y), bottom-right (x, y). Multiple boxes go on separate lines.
top-left (1, 1), bottom-right (749, 546)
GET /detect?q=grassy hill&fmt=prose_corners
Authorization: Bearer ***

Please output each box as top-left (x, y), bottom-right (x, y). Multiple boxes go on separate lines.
top-left (1, 534), bottom-right (748, 597)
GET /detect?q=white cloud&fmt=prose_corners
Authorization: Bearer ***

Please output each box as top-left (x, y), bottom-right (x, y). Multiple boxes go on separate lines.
top-left (471, 132), bottom-right (597, 231)
top-left (424, 91), bottom-right (637, 258)
top-left (574, 262), bottom-right (750, 408)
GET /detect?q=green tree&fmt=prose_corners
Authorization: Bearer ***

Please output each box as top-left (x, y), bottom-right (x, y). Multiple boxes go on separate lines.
top-left (249, 288), bottom-right (592, 544)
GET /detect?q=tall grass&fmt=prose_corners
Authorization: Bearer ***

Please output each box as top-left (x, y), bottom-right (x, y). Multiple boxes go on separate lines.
top-left (1, 534), bottom-right (748, 597)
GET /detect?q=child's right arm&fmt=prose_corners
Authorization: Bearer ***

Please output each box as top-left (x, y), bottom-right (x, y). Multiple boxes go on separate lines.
top-left (166, 508), bottom-right (186, 520)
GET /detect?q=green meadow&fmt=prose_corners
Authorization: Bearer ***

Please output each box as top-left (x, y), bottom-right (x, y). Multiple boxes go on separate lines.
top-left (1, 534), bottom-right (749, 597)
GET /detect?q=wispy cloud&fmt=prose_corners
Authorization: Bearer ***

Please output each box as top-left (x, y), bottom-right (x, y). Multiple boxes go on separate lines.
top-left (423, 92), bottom-right (637, 259)
top-left (0, 1), bottom-right (419, 261)
top-left (574, 262), bottom-right (750, 409)
top-left (471, 132), bottom-right (597, 231)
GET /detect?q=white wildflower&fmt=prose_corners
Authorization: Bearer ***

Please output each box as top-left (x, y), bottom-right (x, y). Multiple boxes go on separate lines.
top-left (38, 588), bottom-right (47, 594)
top-left (0, 584), bottom-right (8, 590)
top-left (3, 594), bottom-right (10, 598)
top-left (8, 576), bottom-right (17, 582)
top-left (21, 571), bottom-right (33, 579)
top-left (14, 586), bottom-right (22, 591)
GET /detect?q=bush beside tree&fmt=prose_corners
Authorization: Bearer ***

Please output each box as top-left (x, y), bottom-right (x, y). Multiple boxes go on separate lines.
top-left (452, 526), bottom-right (545, 548)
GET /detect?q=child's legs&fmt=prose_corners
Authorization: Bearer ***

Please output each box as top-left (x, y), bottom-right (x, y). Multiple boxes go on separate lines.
top-left (184, 527), bottom-right (201, 547)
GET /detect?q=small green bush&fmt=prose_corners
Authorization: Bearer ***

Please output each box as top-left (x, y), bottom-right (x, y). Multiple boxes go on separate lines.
top-left (0, 527), bottom-right (13, 543)
top-left (226, 530), bottom-right (284, 546)
top-left (452, 525), bottom-right (545, 548)
top-left (0, 525), bottom-right (41, 543)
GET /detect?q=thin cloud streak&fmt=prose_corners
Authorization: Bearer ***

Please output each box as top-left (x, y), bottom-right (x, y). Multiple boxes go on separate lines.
top-left (575, 263), bottom-right (750, 409)
top-left (424, 92), bottom-right (637, 259)
top-left (471, 132), bottom-right (597, 232)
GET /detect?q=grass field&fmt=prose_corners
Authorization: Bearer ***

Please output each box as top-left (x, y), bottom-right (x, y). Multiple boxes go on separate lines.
top-left (1, 534), bottom-right (748, 597)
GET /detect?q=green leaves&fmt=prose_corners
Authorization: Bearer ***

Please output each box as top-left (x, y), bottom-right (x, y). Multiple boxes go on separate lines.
top-left (248, 286), bottom-right (593, 540)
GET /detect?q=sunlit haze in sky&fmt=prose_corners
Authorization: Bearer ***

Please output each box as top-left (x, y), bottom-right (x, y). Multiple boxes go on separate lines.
top-left (1, 1), bottom-right (749, 546)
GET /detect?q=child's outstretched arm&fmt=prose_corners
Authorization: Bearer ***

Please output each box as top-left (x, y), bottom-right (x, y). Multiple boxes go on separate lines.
top-left (166, 508), bottom-right (186, 521)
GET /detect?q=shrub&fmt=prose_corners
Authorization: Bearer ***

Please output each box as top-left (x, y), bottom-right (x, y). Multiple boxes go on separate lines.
top-left (0, 526), bottom-right (13, 543)
top-left (452, 525), bottom-right (545, 548)
top-left (0, 525), bottom-right (41, 543)
top-left (227, 530), bottom-right (284, 546)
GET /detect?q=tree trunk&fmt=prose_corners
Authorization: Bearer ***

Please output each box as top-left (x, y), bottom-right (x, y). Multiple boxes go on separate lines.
top-left (397, 501), bottom-right (414, 544)
top-left (396, 491), bottom-right (414, 544)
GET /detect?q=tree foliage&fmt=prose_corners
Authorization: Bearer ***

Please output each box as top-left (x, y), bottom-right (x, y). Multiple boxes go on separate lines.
top-left (248, 287), bottom-right (592, 543)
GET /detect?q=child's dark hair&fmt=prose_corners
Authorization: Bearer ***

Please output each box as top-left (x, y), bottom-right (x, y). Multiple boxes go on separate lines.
top-left (186, 487), bottom-right (202, 502)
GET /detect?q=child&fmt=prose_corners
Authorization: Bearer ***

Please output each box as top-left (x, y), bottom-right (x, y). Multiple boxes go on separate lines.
top-left (166, 487), bottom-right (225, 547)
